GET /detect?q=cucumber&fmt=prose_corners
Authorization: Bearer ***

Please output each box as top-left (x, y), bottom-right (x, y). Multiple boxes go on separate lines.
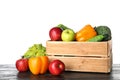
top-left (86, 35), bottom-right (104, 42)
top-left (57, 24), bottom-right (70, 30)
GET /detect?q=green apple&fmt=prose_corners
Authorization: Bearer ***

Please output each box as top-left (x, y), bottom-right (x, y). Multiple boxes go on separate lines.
top-left (61, 29), bottom-right (75, 41)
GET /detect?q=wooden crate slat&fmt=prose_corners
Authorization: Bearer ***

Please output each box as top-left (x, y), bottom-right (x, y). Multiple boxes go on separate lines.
top-left (48, 54), bottom-right (112, 73)
top-left (46, 40), bottom-right (111, 57)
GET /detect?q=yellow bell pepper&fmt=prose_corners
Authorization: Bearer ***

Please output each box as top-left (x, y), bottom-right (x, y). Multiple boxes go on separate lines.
top-left (75, 24), bottom-right (97, 41)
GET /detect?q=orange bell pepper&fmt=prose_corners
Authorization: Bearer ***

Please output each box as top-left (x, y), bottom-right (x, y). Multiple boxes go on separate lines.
top-left (75, 24), bottom-right (97, 41)
top-left (28, 56), bottom-right (49, 75)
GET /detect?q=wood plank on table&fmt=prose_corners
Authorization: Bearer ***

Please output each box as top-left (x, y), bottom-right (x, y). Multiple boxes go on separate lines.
top-left (0, 64), bottom-right (120, 80)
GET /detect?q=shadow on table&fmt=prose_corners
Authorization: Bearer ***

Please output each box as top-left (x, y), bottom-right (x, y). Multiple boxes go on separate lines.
top-left (17, 71), bottom-right (113, 80)
top-left (17, 71), bottom-right (65, 80)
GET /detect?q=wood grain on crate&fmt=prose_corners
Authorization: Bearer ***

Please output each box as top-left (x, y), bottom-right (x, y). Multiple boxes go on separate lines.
top-left (46, 40), bottom-right (112, 73)
top-left (48, 53), bottom-right (112, 73)
top-left (46, 40), bottom-right (112, 57)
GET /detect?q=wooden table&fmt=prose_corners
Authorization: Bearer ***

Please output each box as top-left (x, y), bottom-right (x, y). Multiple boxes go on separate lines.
top-left (0, 64), bottom-right (120, 80)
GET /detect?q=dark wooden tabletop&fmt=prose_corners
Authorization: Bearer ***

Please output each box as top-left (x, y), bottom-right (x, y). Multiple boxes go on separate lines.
top-left (0, 64), bottom-right (120, 80)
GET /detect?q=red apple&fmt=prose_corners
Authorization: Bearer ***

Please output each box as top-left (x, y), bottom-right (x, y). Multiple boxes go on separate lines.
top-left (16, 58), bottom-right (29, 72)
top-left (49, 59), bottom-right (65, 75)
top-left (49, 27), bottom-right (62, 41)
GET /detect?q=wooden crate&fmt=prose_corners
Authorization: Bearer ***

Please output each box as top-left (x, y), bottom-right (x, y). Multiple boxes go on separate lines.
top-left (46, 40), bottom-right (112, 73)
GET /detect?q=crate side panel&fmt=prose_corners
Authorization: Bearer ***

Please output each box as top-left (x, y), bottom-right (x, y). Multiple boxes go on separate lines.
top-left (48, 56), bottom-right (111, 73)
top-left (46, 41), bottom-right (108, 57)
top-left (107, 40), bottom-right (112, 57)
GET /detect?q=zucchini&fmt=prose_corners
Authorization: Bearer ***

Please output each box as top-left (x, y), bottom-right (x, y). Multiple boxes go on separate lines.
top-left (86, 35), bottom-right (104, 42)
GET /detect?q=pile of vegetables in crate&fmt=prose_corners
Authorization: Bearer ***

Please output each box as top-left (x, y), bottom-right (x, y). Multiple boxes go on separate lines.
top-left (76, 24), bottom-right (112, 42)
top-left (49, 24), bottom-right (112, 42)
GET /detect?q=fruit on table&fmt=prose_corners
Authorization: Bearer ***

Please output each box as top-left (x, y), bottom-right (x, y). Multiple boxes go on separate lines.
top-left (75, 24), bottom-right (97, 42)
top-left (23, 44), bottom-right (46, 59)
top-left (16, 58), bottom-right (29, 72)
top-left (28, 56), bottom-right (49, 75)
top-left (49, 27), bottom-right (62, 41)
top-left (94, 26), bottom-right (112, 41)
top-left (49, 59), bottom-right (65, 75)
top-left (61, 29), bottom-right (75, 41)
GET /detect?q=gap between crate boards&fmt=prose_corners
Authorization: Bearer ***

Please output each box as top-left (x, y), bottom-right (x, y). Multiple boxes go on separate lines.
top-left (48, 55), bottom-right (110, 58)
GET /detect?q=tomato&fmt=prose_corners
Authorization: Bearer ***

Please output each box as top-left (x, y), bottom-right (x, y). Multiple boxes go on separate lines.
top-left (28, 56), bottom-right (49, 75)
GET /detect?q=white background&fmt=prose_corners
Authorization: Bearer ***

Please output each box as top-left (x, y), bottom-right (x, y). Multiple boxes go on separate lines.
top-left (0, 0), bottom-right (120, 64)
